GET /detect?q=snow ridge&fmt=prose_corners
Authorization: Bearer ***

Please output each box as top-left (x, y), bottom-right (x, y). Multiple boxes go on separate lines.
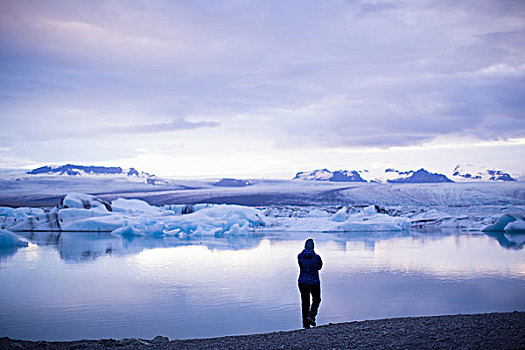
top-left (26, 164), bottom-right (171, 185)
top-left (28, 164), bottom-right (144, 177)
top-left (294, 169), bottom-right (366, 182)
top-left (452, 164), bottom-right (516, 182)
top-left (295, 168), bottom-right (452, 183)
top-left (386, 168), bottom-right (453, 183)
top-left (295, 166), bottom-right (517, 183)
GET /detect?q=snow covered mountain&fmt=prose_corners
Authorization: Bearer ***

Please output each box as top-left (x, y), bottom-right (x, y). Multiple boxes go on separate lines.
top-left (213, 178), bottom-right (253, 187)
top-left (294, 166), bottom-right (518, 183)
top-left (293, 169), bottom-right (366, 182)
top-left (451, 164), bottom-right (516, 182)
top-left (26, 164), bottom-right (171, 185)
top-left (385, 168), bottom-right (453, 183)
top-left (294, 168), bottom-right (451, 183)
top-left (28, 164), bottom-right (143, 177)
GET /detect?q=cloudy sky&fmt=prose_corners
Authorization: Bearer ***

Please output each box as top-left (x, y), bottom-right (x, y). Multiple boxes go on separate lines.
top-left (1, 0), bottom-right (524, 178)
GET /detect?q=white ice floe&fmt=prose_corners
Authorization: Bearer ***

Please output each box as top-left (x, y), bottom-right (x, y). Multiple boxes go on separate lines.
top-left (8, 206), bottom-right (114, 232)
top-left (60, 193), bottom-right (112, 211)
top-left (269, 208), bottom-right (410, 232)
top-left (0, 207), bottom-right (45, 219)
top-left (63, 215), bottom-right (127, 232)
top-left (363, 205), bottom-right (378, 214)
top-left (162, 203), bottom-right (213, 215)
top-left (330, 207), bottom-right (349, 222)
top-left (505, 219), bottom-right (525, 232)
top-left (0, 228), bottom-right (28, 247)
top-left (111, 198), bottom-right (166, 216)
top-left (0, 207), bottom-right (47, 229)
top-left (482, 213), bottom-right (525, 232)
top-left (111, 204), bottom-right (266, 237)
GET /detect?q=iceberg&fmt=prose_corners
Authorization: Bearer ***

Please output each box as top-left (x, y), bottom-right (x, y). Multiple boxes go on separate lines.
top-left (111, 198), bottom-right (165, 216)
top-left (271, 208), bottom-right (410, 232)
top-left (163, 203), bottom-right (213, 215)
top-left (330, 207), bottom-right (349, 222)
top-left (111, 205), bottom-right (266, 237)
top-left (504, 219), bottom-right (525, 232)
top-left (60, 193), bottom-right (112, 211)
top-left (5, 195), bottom-right (267, 236)
top-left (0, 229), bottom-right (28, 247)
top-left (9, 206), bottom-right (114, 232)
top-left (0, 207), bottom-right (45, 219)
top-left (482, 214), bottom-right (525, 232)
top-left (63, 215), bottom-right (127, 232)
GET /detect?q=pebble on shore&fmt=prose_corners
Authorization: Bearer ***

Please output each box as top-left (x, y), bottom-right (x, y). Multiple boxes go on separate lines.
top-left (1, 312), bottom-right (524, 350)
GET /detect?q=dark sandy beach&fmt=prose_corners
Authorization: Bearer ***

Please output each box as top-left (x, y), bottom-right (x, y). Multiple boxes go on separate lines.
top-left (1, 312), bottom-right (524, 349)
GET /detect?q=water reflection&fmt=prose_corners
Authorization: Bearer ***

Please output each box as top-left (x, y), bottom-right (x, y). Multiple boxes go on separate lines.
top-left (10, 229), bottom-right (525, 265)
top-left (13, 231), bottom-right (269, 263)
top-left (0, 247), bottom-right (19, 262)
top-left (484, 232), bottom-right (525, 250)
top-left (0, 229), bottom-right (523, 341)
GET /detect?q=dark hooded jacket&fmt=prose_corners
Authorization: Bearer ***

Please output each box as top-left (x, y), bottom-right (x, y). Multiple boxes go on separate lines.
top-left (298, 249), bottom-right (323, 285)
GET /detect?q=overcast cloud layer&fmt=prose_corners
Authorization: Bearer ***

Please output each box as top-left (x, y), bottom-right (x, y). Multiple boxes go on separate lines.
top-left (0, 0), bottom-right (524, 177)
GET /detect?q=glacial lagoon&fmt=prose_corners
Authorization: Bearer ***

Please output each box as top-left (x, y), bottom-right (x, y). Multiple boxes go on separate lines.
top-left (0, 230), bottom-right (524, 341)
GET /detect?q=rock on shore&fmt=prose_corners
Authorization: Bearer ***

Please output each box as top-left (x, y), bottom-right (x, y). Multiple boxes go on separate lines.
top-left (1, 312), bottom-right (524, 349)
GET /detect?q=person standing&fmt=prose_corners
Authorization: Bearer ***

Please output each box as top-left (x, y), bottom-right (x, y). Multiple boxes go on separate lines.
top-left (297, 238), bottom-right (322, 329)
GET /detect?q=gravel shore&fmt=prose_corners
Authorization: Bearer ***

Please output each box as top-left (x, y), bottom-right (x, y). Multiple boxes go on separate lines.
top-left (1, 312), bottom-right (524, 349)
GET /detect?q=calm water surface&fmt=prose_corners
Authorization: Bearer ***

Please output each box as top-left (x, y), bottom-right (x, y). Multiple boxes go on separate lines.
top-left (0, 230), bottom-right (524, 341)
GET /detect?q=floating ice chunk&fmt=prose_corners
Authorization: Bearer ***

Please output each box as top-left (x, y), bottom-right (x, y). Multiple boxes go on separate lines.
top-left (331, 207), bottom-right (348, 222)
top-left (0, 207), bottom-right (16, 217)
top-left (226, 223), bottom-right (243, 235)
top-left (0, 229), bottom-right (28, 247)
top-left (111, 220), bottom-right (144, 236)
top-left (482, 214), bottom-right (521, 232)
top-left (276, 210), bottom-right (410, 232)
top-left (0, 207), bottom-right (45, 219)
top-left (411, 209), bottom-right (452, 222)
top-left (363, 205), bottom-right (377, 214)
top-left (111, 205), bottom-right (266, 237)
top-left (60, 193), bottom-right (111, 211)
top-left (9, 210), bottom-right (60, 231)
top-left (59, 207), bottom-right (111, 220)
top-left (308, 209), bottom-right (329, 217)
top-left (163, 203), bottom-right (213, 215)
top-left (8, 207), bottom-right (112, 232)
top-left (334, 212), bottom-right (410, 232)
top-left (505, 219), bottom-right (525, 232)
top-left (112, 198), bottom-right (164, 216)
top-left (63, 215), bottom-right (126, 232)
top-left (409, 209), bottom-right (456, 228)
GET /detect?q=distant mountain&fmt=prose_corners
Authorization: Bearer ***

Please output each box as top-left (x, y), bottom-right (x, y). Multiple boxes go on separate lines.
top-left (451, 164), bottom-right (516, 182)
top-left (213, 178), bottom-right (253, 187)
top-left (28, 164), bottom-right (142, 176)
top-left (26, 164), bottom-right (169, 184)
top-left (293, 169), bottom-right (366, 182)
top-left (294, 168), bottom-right (453, 183)
top-left (386, 168), bottom-right (453, 183)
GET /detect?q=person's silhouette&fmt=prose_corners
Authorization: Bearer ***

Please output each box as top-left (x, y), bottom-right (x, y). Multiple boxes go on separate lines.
top-left (297, 238), bottom-right (322, 329)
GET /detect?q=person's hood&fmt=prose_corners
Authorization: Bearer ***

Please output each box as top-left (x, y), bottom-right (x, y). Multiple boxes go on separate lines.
top-left (300, 248), bottom-right (316, 259)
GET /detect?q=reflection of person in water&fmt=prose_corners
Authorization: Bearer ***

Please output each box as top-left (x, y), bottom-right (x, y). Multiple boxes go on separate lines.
top-left (297, 238), bottom-right (323, 329)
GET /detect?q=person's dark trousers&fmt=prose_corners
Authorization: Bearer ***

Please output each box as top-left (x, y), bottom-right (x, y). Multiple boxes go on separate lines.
top-left (298, 282), bottom-right (321, 327)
